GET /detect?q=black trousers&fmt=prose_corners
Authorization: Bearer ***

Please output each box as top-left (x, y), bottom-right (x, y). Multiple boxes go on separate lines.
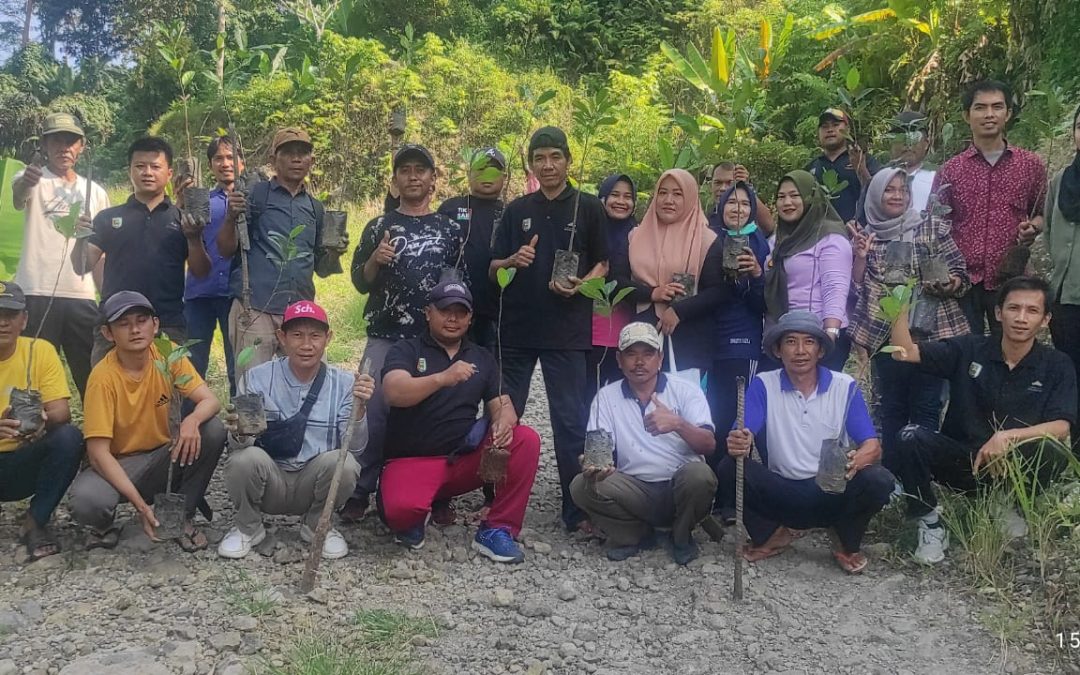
top-left (715, 456), bottom-right (894, 553)
top-left (1050, 303), bottom-right (1080, 429)
top-left (0, 424), bottom-right (84, 527)
top-left (584, 345), bottom-right (622, 408)
top-left (872, 353), bottom-right (945, 475)
top-left (501, 347), bottom-right (587, 530)
top-left (960, 282), bottom-right (1000, 336)
top-left (22, 295), bottom-right (99, 399)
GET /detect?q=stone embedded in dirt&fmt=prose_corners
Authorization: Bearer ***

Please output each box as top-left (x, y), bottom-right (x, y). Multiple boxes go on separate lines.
top-left (518, 601), bottom-right (552, 618)
top-left (59, 649), bottom-right (170, 675)
top-left (0, 659), bottom-right (16, 675)
top-left (556, 582), bottom-right (577, 602)
top-left (232, 615), bottom-right (258, 631)
top-left (273, 545), bottom-right (304, 565)
top-left (616, 577), bottom-right (631, 592)
top-left (208, 631), bottom-right (242, 651)
top-left (0, 611), bottom-right (24, 634)
top-left (492, 589), bottom-right (514, 607)
top-left (531, 542), bottom-right (553, 555)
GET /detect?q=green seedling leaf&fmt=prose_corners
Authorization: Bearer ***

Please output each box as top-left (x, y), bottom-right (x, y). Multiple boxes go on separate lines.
top-left (475, 167), bottom-right (504, 183)
top-left (289, 224), bottom-right (306, 239)
top-left (612, 287), bottom-right (634, 307)
top-left (535, 90), bottom-right (557, 108)
top-left (154, 360), bottom-right (169, 378)
top-left (845, 67), bottom-right (861, 92)
top-left (175, 374), bottom-right (193, 387)
top-left (154, 335), bottom-right (175, 359)
top-left (496, 267), bottom-right (516, 289)
top-left (53, 201), bottom-right (83, 239)
top-left (235, 345), bottom-right (258, 369)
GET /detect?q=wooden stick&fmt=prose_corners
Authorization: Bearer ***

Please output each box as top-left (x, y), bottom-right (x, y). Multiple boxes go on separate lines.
top-left (733, 375), bottom-right (746, 602)
top-left (300, 359), bottom-right (370, 593)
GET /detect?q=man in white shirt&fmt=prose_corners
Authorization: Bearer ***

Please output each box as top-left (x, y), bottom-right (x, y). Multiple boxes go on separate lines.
top-left (571, 322), bottom-right (717, 565)
top-left (888, 111), bottom-right (937, 214)
top-left (10, 112), bottom-right (109, 397)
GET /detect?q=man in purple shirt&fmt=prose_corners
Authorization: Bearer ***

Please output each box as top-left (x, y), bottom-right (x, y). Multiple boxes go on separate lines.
top-left (182, 137), bottom-right (241, 394)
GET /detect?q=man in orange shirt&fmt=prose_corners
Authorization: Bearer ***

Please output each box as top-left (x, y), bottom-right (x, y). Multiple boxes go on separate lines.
top-left (68, 291), bottom-right (225, 551)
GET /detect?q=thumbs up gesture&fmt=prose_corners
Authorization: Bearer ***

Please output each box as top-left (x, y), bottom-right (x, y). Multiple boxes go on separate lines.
top-left (373, 229), bottom-right (396, 266)
top-left (643, 393), bottom-right (682, 436)
top-left (511, 234), bottom-right (538, 269)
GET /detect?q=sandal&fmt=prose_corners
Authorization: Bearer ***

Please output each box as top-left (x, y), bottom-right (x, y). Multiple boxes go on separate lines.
top-left (87, 527), bottom-right (120, 550)
top-left (833, 549), bottom-right (868, 574)
top-left (21, 524), bottom-right (61, 561)
top-left (177, 524), bottom-right (208, 553)
top-left (741, 526), bottom-right (794, 562)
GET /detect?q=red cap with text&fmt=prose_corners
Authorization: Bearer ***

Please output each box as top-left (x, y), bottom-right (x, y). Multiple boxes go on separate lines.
top-left (283, 300), bottom-right (329, 328)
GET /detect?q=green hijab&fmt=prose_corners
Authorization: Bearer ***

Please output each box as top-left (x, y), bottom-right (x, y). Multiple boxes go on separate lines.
top-left (764, 170), bottom-right (849, 320)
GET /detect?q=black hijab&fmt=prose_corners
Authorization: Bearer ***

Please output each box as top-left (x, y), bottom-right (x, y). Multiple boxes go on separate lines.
top-left (1059, 104), bottom-right (1080, 223)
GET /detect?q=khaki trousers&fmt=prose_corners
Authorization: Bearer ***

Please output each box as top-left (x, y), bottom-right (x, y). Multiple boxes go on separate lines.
top-left (228, 301), bottom-right (283, 382)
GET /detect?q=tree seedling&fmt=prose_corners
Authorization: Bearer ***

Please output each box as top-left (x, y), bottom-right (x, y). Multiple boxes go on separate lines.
top-left (151, 334), bottom-right (200, 540)
top-left (479, 267), bottom-right (519, 483)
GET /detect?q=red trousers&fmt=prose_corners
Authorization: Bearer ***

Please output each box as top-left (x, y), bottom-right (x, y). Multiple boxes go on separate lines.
top-left (380, 425), bottom-right (541, 537)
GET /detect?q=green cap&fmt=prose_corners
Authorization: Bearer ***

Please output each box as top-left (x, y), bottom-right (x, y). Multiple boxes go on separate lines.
top-left (41, 112), bottom-right (85, 139)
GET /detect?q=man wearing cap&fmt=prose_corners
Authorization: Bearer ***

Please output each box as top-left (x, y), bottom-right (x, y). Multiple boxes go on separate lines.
top-left (719, 310), bottom-right (892, 574)
top-left (806, 108), bottom-right (882, 223)
top-left (888, 111), bottom-right (937, 213)
top-left (437, 146), bottom-right (507, 350)
top-left (10, 112), bottom-right (109, 397)
top-left (218, 127), bottom-right (346, 380)
top-left (570, 322), bottom-right (717, 565)
top-left (0, 281), bottom-right (83, 561)
top-left (343, 143), bottom-right (465, 520)
top-left (69, 291), bottom-right (226, 552)
top-left (217, 300), bottom-right (375, 560)
top-left (490, 125), bottom-right (609, 532)
top-left (72, 136), bottom-right (212, 364)
top-left (378, 280), bottom-right (541, 563)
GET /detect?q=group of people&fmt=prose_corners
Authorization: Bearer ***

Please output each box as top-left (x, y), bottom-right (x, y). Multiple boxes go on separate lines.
top-left (3, 77), bottom-right (1079, 574)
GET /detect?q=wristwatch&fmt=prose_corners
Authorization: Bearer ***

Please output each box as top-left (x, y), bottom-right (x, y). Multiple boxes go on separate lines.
top-left (825, 327), bottom-right (840, 339)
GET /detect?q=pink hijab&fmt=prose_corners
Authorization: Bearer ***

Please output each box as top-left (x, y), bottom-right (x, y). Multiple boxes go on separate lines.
top-left (628, 169), bottom-right (717, 316)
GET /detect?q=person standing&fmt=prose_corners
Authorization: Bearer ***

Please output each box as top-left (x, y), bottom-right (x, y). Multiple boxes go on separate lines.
top-left (10, 112), bottom-right (109, 397)
top-left (489, 126), bottom-right (609, 532)
top-left (217, 127), bottom-right (346, 380)
top-left (887, 111), bottom-right (937, 213)
top-left (182, 136), bottom-right (242, 395)
top-left (708, 162), bottom-right (774, 235)
top-left (1045, 104), bottom-right (1080, 427)
top-left (932, 80), bottom-right (1047, 334)
top-left (342, 144), bottom-right (464, 520)
top-left (71, 137), bottom-right (211, 363)
top-left (437, 147), bottom-right (506, 350)
top-left (806, 108), bottom-right (881, 224)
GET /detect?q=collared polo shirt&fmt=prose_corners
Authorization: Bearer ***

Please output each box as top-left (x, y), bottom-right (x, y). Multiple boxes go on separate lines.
top-left (90, 194), bottom-right (189, 327)
top-left (241, 357), bottom-right (361, 471)
top-left (806, 151), bottom-right (883, 223)
top-left (917, 334), bottom-right (1077, 448)
top-left (932, 144), bottom-right (1046, 289)
top-left (382, 333), bottom-right (500, 459)
top-left (492, 184), bottom-right (608, 351)
top-left (228, 179), bottom-right (322, 315)
top-left (589, 374), bottom-right (713, 483)
top-left (438, 194), bottom-right (503, 320)
top-left (185, 187), bottom-right (232, 299)
top-left (743, 367), bottom-right (877, 480)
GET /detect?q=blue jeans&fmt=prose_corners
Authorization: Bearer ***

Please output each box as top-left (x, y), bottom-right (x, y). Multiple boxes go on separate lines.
top-left (0, 425), bottom-right (83, 526)
top-left (184, 296), bottom-right (236, 396)
top-left (872, 352), bottom-right (944, 475)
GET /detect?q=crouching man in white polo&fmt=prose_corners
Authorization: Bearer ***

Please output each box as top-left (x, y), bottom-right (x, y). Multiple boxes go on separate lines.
top-left (218, 300), bottom-right (375, 559)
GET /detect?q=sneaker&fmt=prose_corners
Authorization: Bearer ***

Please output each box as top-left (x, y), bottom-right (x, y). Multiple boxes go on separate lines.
top-left (299, 524), bottom-right (350, 560)
top-left (473, 526), bottom-right (525, 564)
top-left (339, 496), bottom-right (369, 523)
top-left (913, 520), bottom-right (949, 565)
top-left (672, 538), bottom-right (700, 566)
top-left (394, 525), bottom-right (426, 550)
top-left (605, 532), bottom-right (658, 562)
top-left (431, 499), bottom-right (457, 526)
top-left (217, 525), bottom-right (266, 559)
top-left (999, 507), bottom-right (1029, 540)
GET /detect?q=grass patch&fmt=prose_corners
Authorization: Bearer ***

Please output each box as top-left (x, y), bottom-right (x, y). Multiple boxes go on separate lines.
top-left (259, 633), bottom-right (421, 675)
top-left (223, 568), bottom-right (280, 616)
top-left (350, 609), bottom-right (439, 649)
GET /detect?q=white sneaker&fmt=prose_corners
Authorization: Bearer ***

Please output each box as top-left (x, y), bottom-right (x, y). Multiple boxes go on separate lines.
top-left (998, 507), bottom-right (1029, 540)
top-left (300, 524), bottom-right (350, 560)
top-left (913, 520), bottom-right (949, 565)
top-left (218, 525), bottom-right (266, 559)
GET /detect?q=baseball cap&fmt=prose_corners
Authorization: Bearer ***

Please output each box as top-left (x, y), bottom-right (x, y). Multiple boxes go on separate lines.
top-left (393, 144), bottom-right (436, 172)
top-left (818, 108), bottom-right (851, 126)
top-left (282, 300), bottom-right (329, 329)
top-left (528, 126), bottom-right (570, 157)
top-left (888, 111), bottom-right (928, 134)
top-left (41, 112), bottom-right (85, 139)
top-left (0, 281), bottom-right (27, 311)
top-left (101, 291), bottom-right (156, 324)
top-left (618, 322), bottom-right (663, 352)
top-left (270, 127), bottom-right (313, 154)
top-left (427, 279), bottom-right (473, 311)
top-left (473, 147), bottom-right (507, 170)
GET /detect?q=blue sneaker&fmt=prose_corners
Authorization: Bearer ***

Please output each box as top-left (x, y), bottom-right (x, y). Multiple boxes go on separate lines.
top-left (472, 526), bottom-right (525, 564)
top-left (394, 525), bottom-right (426, 550)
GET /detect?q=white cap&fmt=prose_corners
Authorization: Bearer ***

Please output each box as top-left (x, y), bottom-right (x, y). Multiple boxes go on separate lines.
top-left (618, 322), bottom-right (662, 351)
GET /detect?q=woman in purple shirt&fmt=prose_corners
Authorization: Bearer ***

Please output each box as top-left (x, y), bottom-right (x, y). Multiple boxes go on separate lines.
top-left (763, 170), bottom-right (853, 371)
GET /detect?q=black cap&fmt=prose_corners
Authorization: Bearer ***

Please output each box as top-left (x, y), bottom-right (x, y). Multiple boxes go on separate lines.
top-left (888, 111), bottom-right (928, 134)
top-left (474, 147), bottom-right (507, 170)
top-left (427, 278), bottom-right (473, 311)
top-left (818, 107), bottom-right (850, 125)
top-left (528, 126), bottom-right (570, 157)
top-left (101, 291), bottom-right (156, 324)
top-left (0, 281), bottom-right (26, 311)
top-left (393, 144), bottom-right (436, 172)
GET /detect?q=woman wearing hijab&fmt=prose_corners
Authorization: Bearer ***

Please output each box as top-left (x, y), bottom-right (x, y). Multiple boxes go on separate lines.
top-left (703, 181), bottom-right (770, 467)
top-left (625, 169), bottom-right (725, 376)
top-left (764, 170), bottom-right (852, 371)
top-left (586, 174), bottom-right (638, 404)
top-left (849, 167), bottom-right (969, 474)
top-left (1045, 104), bottom-right (1080, 425)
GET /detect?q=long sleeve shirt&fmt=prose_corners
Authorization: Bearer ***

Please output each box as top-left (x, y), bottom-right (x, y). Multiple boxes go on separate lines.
top-left (767, 233), bottom-right (853, 327)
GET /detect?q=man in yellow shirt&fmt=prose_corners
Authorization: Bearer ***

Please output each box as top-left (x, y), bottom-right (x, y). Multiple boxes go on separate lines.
top-left (0, 282), bottom-right (83, 561)
top-left (68, 291), bottom-right (225, 551)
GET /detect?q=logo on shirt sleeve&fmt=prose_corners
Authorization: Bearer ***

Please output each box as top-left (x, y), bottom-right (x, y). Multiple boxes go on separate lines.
top-left (968, 362), bottom-right (983, 379)
top-left (522, 218), bottom-right (532, 232)
top-left (111, 217), bottom-right (123, 229)
top-left (417, 358), bottom-right (427, 373)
